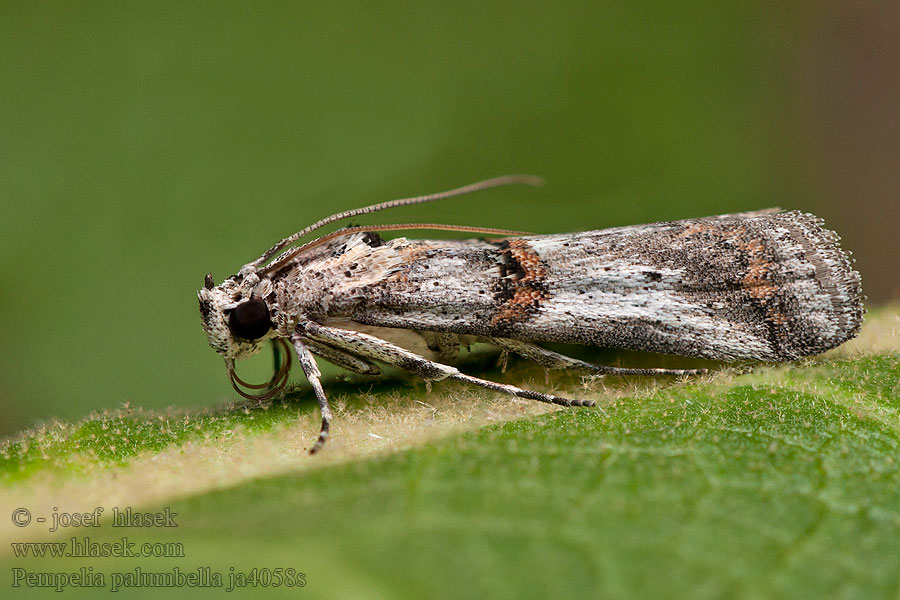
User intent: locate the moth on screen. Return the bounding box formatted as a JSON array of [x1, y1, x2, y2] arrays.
[[198, 176, 864, 453]]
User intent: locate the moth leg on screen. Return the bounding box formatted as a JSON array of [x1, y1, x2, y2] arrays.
[[290, 334, 333, 454], [418, 331, 461, 362], [302, 338, 381, 376], [297, 321, 592, 407], [490, 337, 708, 376], [296, 321, 458, 382], [447, 372, 594, 407]]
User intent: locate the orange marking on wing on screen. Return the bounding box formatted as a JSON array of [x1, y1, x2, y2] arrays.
[[492, 240, 549, 326], [738, 238, 778, 301], [676, 222, 718, 238]]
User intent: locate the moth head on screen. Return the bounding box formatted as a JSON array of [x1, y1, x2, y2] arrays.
[[197, 269, 275, 361]]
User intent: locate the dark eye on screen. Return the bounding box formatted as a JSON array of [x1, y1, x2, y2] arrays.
[[228, 297, 272, 341]]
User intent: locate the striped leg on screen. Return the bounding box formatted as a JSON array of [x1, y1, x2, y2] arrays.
[[303, 338, 381, 375], [296, 321, 592, 407], [490, 337, 707, 376], [291, 335, 333, 454]]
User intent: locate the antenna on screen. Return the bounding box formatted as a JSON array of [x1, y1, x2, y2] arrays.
[[249, 174, 543, 269]]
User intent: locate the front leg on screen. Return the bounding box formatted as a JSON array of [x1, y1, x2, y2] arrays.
[[302, 338, 381, 376], [290, 333, 333, 454], [296, 321, 592, 407], [296, 322, 459, 382]]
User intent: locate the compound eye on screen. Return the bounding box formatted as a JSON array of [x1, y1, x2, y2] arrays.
[[228, 297, 272, 341]]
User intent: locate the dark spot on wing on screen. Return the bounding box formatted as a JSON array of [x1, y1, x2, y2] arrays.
[[361, 232, 383, 247], [198, 298, 212, 321], [490, 239, 549, 330]]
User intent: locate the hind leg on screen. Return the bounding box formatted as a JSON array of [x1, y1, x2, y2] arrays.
[[490, 338, 707, 376]]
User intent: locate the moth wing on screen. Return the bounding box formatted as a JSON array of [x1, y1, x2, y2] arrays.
[[347, 211, 862, 362]]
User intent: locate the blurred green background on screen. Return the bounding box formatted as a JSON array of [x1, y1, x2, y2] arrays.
[[1, 2, 897, 436]]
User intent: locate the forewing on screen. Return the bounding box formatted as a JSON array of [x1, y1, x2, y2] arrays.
[[348, 211, 862, 361]]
